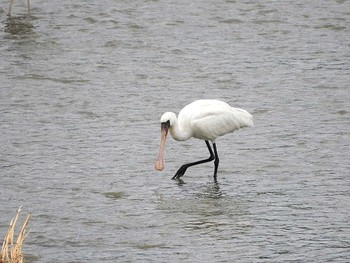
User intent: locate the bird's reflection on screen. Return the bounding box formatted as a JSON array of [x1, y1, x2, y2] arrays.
[[174, 177, 225, 199], [174, 178, 186, 186], [201, 181, 224, 199]]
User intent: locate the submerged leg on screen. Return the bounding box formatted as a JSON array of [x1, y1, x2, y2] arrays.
[[213, 143, 219, 180], [172, 141, 215, 179]]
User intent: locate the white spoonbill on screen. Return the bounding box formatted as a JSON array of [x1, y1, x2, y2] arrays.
[[154, 99, 253, 180]]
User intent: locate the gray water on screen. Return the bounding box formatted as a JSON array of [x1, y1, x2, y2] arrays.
[[1, 0, 349, 262]]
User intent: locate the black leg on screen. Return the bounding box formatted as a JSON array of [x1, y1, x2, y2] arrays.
[[172, 141, 215, 179], [213, 143, 219, 180]]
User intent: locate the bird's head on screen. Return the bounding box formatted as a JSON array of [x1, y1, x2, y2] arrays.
[[160, 112, 176, 127]]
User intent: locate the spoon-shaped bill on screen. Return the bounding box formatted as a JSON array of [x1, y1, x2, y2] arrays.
[[154, 123, 169, 171]]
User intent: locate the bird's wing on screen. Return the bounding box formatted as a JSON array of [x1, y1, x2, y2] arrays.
[[191, 106, 253, 141], [191, 111, 234, 141]]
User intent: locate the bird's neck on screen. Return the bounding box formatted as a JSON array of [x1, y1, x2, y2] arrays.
[[169, 118, 192, 141]]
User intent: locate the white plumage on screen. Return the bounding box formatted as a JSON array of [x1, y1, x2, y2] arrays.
[[155, 99, 253, 180]]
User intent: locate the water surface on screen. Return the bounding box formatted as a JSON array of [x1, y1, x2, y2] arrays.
[[0, 1, 349, 262]]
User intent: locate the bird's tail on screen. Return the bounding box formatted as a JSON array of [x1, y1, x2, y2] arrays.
[[232, 108, 254, 128]]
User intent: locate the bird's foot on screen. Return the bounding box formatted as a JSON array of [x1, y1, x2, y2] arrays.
[[172, 165, 188, 180]]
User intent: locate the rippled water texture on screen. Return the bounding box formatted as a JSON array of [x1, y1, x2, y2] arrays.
[[1, 1, 349, 262]]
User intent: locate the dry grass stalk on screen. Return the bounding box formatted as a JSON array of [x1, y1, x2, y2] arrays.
[[8, 0, 31, 16], [1, 207, 31, 263]]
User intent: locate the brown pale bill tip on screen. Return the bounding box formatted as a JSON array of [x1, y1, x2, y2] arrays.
[[154, 158, 164, 171]]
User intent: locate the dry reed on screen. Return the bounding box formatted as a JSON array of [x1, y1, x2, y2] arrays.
[[0, 207, 31, 263], [8, 0, 31, 16]]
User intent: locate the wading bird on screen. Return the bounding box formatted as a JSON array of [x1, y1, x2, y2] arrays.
[[8, 0, 30, 16], [154, 99, 253, 180]]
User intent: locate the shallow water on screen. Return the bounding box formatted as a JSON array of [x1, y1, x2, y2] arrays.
[[1, 1, 349, 262]]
